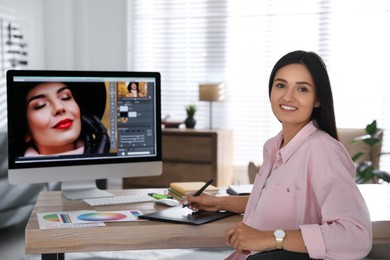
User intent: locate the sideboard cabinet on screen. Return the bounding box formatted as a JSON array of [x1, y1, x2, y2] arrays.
[[123, 128, 233, 188]]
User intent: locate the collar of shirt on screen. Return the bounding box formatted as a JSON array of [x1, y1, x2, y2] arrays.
[[271, 120, 318, 165]]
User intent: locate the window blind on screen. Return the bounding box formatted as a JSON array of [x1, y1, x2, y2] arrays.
[[128, 0, 390, 172], [0, 3, 29, 132]]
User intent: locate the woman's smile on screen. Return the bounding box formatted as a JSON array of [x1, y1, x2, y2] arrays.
[[280, 104, 298, 111]]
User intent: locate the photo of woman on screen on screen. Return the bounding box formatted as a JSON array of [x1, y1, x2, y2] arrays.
[[126, 82, 139, 97], [13, 81, 110, 157]]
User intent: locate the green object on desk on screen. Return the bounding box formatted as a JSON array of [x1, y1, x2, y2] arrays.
[[148, 193, 173, 199]]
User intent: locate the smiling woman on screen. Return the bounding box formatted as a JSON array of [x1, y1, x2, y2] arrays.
[[13, 81, 109, 157], [184, 51, 372, 260], [270, 64, 321, 143]]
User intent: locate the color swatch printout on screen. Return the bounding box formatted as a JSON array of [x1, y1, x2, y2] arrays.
[[37, 210, 143, 229]]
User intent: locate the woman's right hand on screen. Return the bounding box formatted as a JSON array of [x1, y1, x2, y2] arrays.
[[184, 192, 221, 212]]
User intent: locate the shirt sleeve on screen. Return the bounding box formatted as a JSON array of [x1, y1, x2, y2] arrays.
[[300, 143, 372, 259]]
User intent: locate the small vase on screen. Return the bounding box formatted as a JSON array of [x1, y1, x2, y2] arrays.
[[184, 116, 196, 128]]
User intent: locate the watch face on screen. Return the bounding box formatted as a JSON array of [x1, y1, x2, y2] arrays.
[[274, 229, 286, 238]]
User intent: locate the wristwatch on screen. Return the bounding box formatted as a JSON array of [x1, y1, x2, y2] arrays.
[[273, 229, 286, 249]]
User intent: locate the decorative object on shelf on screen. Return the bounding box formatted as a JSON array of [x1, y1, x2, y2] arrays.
[[199, 83, 225, 129], [184, 104, 196, 128], [162, 121, 183, 128], [161, 115, 183, 128], [351, 120, 390, 184]]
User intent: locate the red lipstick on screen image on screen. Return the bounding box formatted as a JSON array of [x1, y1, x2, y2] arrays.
[[53, 118, 73, 129]]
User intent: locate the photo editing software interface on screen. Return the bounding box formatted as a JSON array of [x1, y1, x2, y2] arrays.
[[9, 73, 159, 165]]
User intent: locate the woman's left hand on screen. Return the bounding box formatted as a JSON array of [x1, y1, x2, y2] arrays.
[[225, 222, 274, 254]]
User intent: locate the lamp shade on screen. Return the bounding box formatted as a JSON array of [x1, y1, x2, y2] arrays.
[[198, 83, 225, 101]]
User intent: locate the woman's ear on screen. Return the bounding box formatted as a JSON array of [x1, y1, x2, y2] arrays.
[[314, 99, 321, 108]]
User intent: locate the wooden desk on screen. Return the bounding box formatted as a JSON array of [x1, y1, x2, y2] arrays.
[[25, 185, 390, 259], [25, 189, 241, 259]]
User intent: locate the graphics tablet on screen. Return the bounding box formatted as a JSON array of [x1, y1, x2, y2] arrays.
[[139, 206, 235, 225]]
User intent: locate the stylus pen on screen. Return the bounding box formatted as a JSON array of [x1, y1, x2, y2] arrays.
[[182, 178, 215, 208]]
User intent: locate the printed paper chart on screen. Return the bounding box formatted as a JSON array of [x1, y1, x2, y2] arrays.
[[76, 210, 142, 222], [77, 212, 127, 221], [37, 210, 143, 229], [43, 213, 61, 222]]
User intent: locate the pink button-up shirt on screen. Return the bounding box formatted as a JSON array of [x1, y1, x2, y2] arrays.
[[227, 121, 372, 260]]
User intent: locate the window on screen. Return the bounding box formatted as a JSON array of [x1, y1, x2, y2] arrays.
[[0, 3, 29, 131], [128, 0, 390, 172]]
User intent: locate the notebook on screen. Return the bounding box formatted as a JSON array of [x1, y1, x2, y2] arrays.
[[226, 184, 253, 195], [139, 206, 235, 225], [170, 182, 219, 195]]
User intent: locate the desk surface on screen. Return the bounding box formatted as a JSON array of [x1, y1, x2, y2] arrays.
[[25, 188, 241, 254], [25, 184, 390, 255]]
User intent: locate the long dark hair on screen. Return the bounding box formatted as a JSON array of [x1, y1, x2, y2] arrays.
[[268, 50, 338, 140]]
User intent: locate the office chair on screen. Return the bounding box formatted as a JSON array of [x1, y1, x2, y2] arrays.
[[246, 249, 315, 260]]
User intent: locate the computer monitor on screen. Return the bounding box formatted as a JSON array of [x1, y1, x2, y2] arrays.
[[6, 70, 162, 200]]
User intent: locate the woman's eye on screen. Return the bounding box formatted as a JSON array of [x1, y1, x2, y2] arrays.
[[32, 102, 46, 110], [298, 87, 308, 92], [275, 83, 285, 88], [58, 88, 74, 101], [59, 94, 72, 101]]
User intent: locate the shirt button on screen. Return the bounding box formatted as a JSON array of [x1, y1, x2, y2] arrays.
[[274, 166, 277, 170]]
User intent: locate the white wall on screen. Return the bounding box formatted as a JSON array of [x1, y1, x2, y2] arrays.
[[5, 0, 128, 70], [44, 0, 128, 70]]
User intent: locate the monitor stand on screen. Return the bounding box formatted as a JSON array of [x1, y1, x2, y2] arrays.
[[61, 180, 114, 200]]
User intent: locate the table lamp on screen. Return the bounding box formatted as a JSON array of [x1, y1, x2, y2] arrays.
[[198, 83, 225, 129]]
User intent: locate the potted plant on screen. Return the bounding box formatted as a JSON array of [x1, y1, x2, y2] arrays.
[[352, 120, 390, 184], [184, 104, 196, 128]]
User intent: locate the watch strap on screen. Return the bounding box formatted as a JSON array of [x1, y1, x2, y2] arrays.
[[275, 237, 283, 249]]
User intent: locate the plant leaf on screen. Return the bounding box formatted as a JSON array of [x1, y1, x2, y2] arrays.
[[355, 175, 366, 184], [372, 170, 390, 183], [352, 152, 364, 162], [363, 137, 381, 146], [355, 162, 375, 183], [365, 120, 377, 135]]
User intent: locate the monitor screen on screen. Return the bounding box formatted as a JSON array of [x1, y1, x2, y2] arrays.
[[6, 70, 162, 199]]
